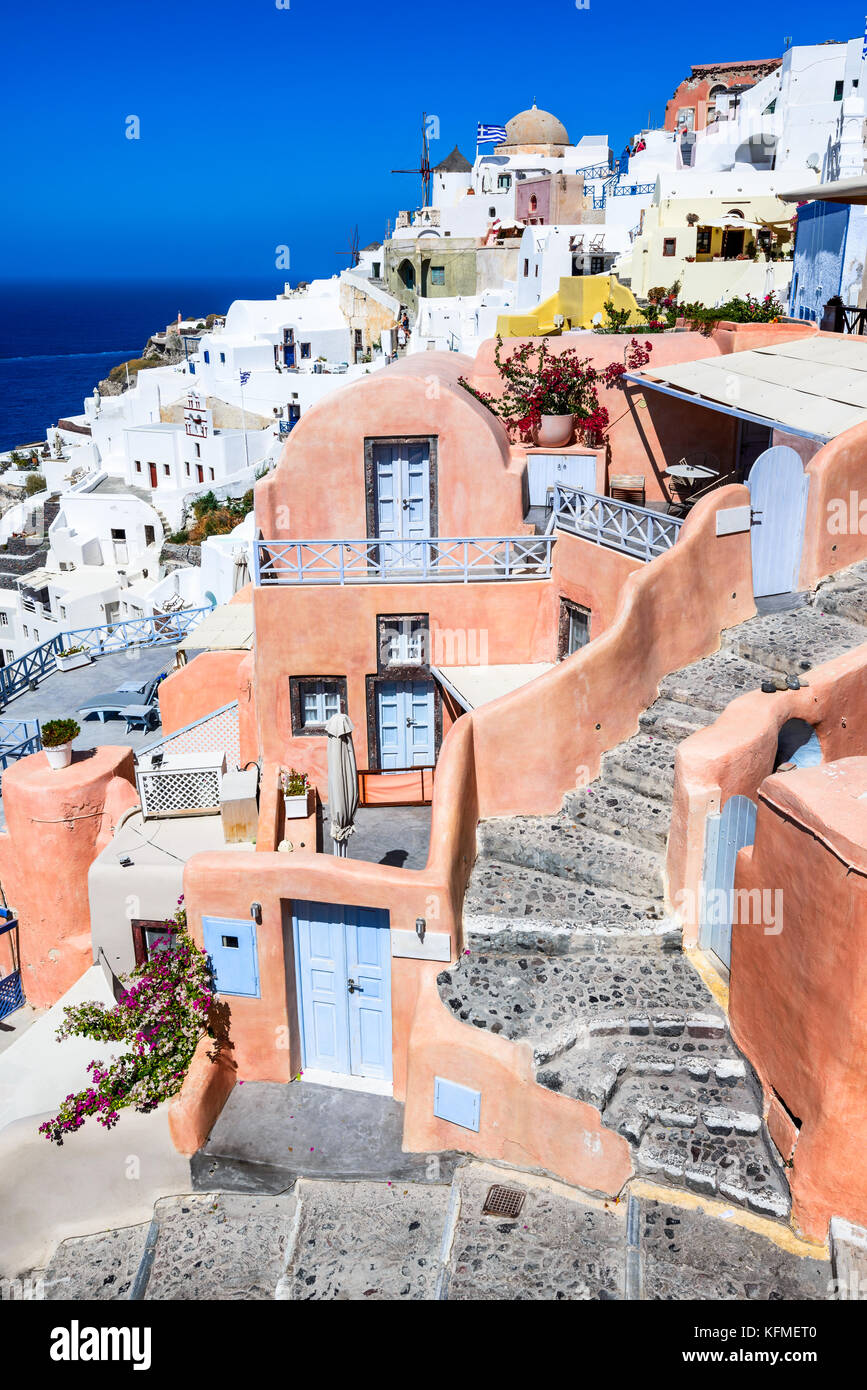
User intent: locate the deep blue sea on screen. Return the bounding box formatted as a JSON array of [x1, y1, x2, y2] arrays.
[[0, 278, 297, 450]]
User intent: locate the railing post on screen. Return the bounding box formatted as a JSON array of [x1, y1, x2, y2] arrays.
[[338, 542, 345, 585]]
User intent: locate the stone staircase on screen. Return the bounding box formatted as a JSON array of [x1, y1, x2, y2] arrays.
[[439, 565, 867, 1220]]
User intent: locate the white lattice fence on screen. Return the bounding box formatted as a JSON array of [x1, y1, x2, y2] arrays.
[[157, 704, 240, 768]]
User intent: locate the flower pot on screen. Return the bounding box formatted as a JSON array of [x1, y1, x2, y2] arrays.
[[44, 741, 73, 771], [536, 414, 574, 448], [57, 651, 92, 672], [284, 791, 310, 820]]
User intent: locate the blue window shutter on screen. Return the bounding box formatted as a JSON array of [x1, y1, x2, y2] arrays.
[[433, 1077, 481, 1132], [202, 917, 260, 998]]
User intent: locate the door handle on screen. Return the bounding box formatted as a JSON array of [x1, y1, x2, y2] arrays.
[[406, 717, 416, 726], [347, 978, 362, 994], [751, 510, 763, 523], [402, 498, 410, 509]]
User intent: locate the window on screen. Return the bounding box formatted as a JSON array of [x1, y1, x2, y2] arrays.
[[378, 614, 429, 669], [163, 464, 170, 476], [111, 528, 126, 541], [134, 460, 142, 473], [144, 525, 156, 546], [529, 195, 537, 212], [0, 613, 7, 627], [523, 258, 529, 277], [33, 630, 39, 642], [430, 266, 445, 286], [209, 469, 215, 481], [535, 264, 539, 277], [194, 442, 201, 458], [696, 225, 712, 255], [372, 261, 381, 277], [6, 651, 13, 663], [662, 237, 676, 257], [219, 352, 226, 363], [488, 206, 496, 217], [203, 350, 210, 364], [558, 599, 591, 659], [590, 255, 604, 275], [22, 626, 28, 638], [300, 342, 311, 359], [185, 462, 190, 476], [497, 174, 511, 190], [834, 80, 844, 101], [131, 919, 180, 967], [290, 677, 348, 735]]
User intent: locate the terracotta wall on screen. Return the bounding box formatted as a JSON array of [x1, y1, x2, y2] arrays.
[[668, 643, 867, 946], [468, 485, 755, 818], [255, 352, 526, 541], [0, 748, 139, 1007], [730, 759, 867, 1240], [158, 650, 250, 738], [800, 419, 867, 588]]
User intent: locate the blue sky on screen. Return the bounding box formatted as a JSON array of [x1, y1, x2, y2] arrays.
[[2, 0, 860, 283]]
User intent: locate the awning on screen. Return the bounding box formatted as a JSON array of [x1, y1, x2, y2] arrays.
[[625, 336, 867, 444], [432, 662, 554, 711], [176, 602, 254, 654], [779, 175, 867, 205]]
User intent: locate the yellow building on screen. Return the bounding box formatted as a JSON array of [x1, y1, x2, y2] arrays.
[[496, 273, 641, 335]]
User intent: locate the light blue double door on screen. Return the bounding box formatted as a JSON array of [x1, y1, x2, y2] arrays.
[[372, 441, 430, 567], [293, 900, 392, 1082], [377, 679, 435, 768]]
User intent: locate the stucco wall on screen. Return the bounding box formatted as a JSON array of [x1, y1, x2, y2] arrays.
[[158, 650, 250, 736], [800, 417, 867, 587]]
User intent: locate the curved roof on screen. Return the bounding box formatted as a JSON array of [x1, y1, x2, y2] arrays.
[[502, 104, 569, 148]]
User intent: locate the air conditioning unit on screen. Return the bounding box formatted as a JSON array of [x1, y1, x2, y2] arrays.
[[136, 751, 227, 819]]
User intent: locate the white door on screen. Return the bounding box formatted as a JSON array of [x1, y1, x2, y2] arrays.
[[747, 446, 809, 598], [527, 453, 597, 507]]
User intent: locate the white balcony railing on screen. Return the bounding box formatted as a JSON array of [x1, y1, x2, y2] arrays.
[[254, 535, 556, 586], [553, 485, 682, 562]]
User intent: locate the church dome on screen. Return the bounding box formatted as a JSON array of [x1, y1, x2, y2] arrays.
[[501, 104, 570, 148]]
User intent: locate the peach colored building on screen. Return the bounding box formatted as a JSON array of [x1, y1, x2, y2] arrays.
[[664, 59, 782, 134]]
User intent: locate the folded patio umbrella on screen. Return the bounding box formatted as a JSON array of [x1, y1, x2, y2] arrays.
[[325, 712, 359, 857], [232, 545, 251, 594]]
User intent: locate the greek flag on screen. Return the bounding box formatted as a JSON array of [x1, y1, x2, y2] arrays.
[[239, 371, 251, 385], [477, 122, 507, 145], [863, 15, 867, 59]]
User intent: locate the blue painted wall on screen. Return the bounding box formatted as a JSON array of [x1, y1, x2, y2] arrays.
[[789, 201, 850, 321]]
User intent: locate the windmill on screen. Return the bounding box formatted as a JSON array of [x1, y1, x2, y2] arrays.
[[335, 225, 361, 268], [391, 112, 433, 208]]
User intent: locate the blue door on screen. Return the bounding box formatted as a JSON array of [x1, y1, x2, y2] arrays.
[[699, 795, 757, 969], [293, 900, 392, 1081], [202, 917, 260, 997], [377, 679, 435, 768], [747, 446, 809, 598], [372, 441, 430, 567]]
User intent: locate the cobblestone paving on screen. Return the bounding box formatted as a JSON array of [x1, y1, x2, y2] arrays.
[[10, 1164, 834, 1302]]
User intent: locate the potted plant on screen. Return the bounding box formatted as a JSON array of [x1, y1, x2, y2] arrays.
[[56, 643, 92, 673], [41, 718, 80, 771], [280, 767, 311, 819]]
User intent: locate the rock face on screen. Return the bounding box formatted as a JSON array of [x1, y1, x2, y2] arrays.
[[441, 578, 867, 1222]]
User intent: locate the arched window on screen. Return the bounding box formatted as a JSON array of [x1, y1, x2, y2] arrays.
[[398, 259, 415, 290], [529, 194, 538, 212]]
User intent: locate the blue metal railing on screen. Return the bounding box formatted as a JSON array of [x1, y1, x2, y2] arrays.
[[0, 719, 42, 788], [0, 606, 212, 707], [0, 914, 23, 1021], [553, 485, 683, 562]]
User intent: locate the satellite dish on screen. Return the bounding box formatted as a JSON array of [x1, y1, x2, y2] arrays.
[[592, 311, 603, 325], [806, 153, 820, 172]]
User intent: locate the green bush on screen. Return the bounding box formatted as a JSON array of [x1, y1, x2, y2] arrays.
[[42, 718, 80, 748], [108, 356, 162, 383], [167, 529, 190, 544], [24, 473, 46, 496]]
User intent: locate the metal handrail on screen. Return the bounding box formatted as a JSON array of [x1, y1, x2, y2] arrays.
[[255, 535, 556, 586], [553, 485, 683, 562]]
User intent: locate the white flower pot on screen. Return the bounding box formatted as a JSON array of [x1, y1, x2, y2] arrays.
[[44, 741, 73, 770], [57, 651, 92, 672], [284, 792, 309, 819]]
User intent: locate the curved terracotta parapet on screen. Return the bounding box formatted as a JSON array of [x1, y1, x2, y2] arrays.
[[667, 641, 867, 946], [0, 746, 139, 1007], [800, 419, 867, 588], [467, 484, 755, 819], [729, 758, 867, 1239], [168, 1033, 237, 1156], [402, 965, 634, 1196]]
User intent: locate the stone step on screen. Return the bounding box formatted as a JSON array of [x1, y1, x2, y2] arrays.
[[534, 1037, 745, 1110], [814, 561, 867, 630], [657, 651, 767, 714], [721, 607, 866, 677], [477, 815, 664, 902], [638, 698, 715, 743], [464, 859, 667, 955], [562, 781, 670, 853], [599, 733, 678, 802], [603, 1073, 763, 1146], [636, 1127, 790, 1220]]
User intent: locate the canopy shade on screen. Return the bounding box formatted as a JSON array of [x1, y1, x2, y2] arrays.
[[778, 175, 867, 205], [176, 603, 254, 653], [626, 335, 867, 444], [432, 662, 554, 712]]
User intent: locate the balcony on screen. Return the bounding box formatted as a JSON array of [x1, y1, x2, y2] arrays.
[[254, 535, 556, 586], [553, 485, 682, 562]]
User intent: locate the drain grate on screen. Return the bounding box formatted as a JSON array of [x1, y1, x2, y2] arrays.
[[482, 1184, 526, 1219]]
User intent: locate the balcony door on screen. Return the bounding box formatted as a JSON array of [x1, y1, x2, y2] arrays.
[[377, 679, 435, 768], [372, 441, 430, 569]]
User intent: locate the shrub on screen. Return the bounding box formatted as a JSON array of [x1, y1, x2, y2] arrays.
[[280, 767, 310, 796], [107, 355, 162, 383], [39, 901, 221, 1144], [42, 718, 80, 748], [24, 473, 46, 496], [167, 529, 189, 544], [188, 508, 238, 543], [58, 644, 88, 658]]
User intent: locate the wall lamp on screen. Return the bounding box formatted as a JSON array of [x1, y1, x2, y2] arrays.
[[415, 917, 426, 943], [250, 902, 262, 924]]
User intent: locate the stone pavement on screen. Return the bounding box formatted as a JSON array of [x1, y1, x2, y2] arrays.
[[11, 1162, 833, 1301]]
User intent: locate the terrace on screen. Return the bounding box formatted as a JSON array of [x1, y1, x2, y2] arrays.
[[254, 533, 556, 585]]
